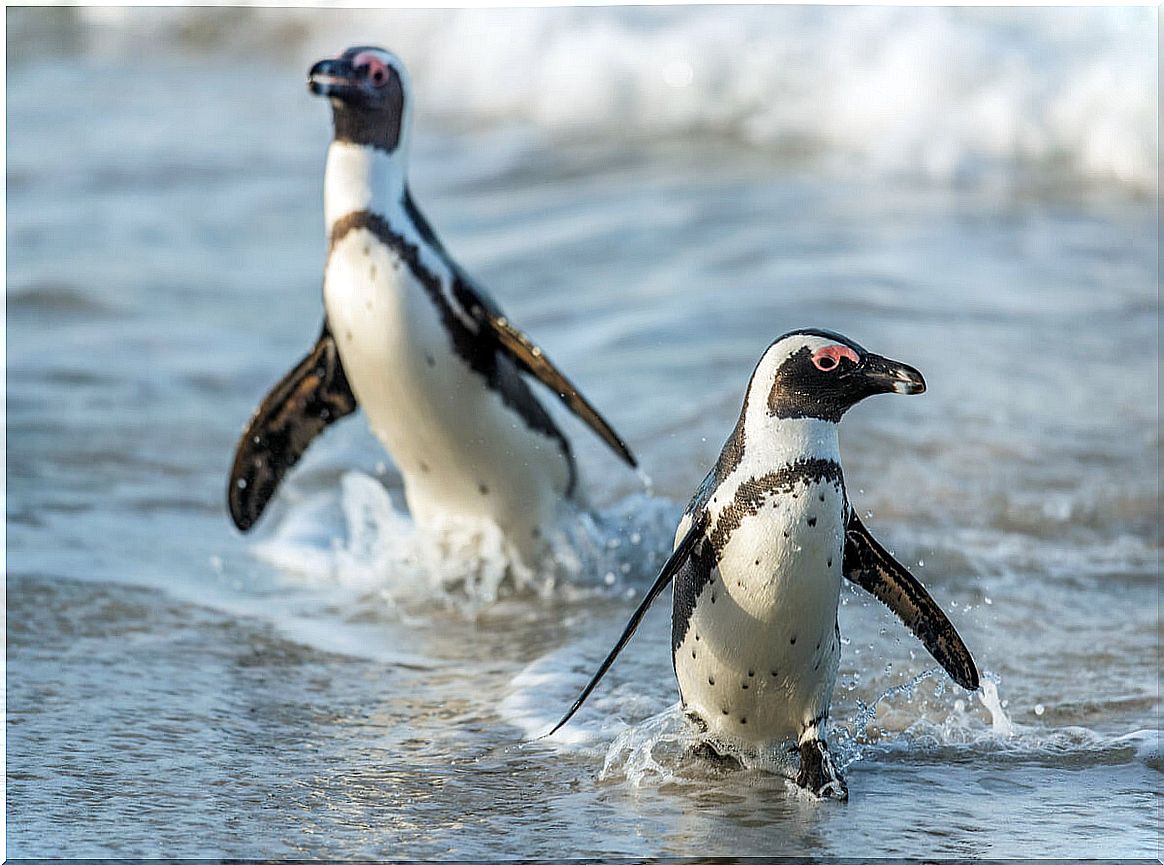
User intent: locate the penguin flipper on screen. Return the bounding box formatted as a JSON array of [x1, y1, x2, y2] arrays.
[[546, 512, 709, 737], [453, 278, 637, 469], [227, 325, 357, 532], [842, 511, 980, 691]]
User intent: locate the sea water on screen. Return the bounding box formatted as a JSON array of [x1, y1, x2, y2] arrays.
[[5, 7, 1159, 859]]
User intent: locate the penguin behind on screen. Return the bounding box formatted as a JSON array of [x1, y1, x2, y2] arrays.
[[227, 46, 636, 566], [550, 329, 979, 800]]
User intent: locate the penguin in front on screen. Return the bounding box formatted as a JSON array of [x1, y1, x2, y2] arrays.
[[549, 329, 979, 800], [227, 46, 636, 563]]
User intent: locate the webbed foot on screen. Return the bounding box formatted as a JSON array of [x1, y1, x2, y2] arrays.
[[796, 738, 848, 801]]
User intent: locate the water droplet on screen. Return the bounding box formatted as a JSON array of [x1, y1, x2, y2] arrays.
[[984, 596, 993, 605], [603, 572, 616, 586], [236, 478, 247, 489], [1034, 704, 1045, 716], [917, 559, 925, 568]]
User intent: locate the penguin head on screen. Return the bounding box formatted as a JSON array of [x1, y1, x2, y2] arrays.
[[754, 328, 926, 423], [308, 46, 412, 154]]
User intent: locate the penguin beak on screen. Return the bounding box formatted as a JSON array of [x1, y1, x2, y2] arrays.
[[308, 57, 359, 98], [858, 353, 926, 396]]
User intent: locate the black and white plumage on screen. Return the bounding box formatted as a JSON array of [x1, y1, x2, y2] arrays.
[[227, 47, 635, 560], [551, 329, 979, 799]]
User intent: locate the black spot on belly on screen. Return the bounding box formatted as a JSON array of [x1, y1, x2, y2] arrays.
[[419, 461, 430, 473], [790, 635, 797, 645], [747, 670, 754, 677], [363, 244, 371, 255], [827, 557, 832, 568], [370, 264, 377, 280], [807, 516, 817, 527], [754, 558, 760, 566], [425, 353, 436, 367], [721, 708, 729, 715], [478, 482, 489, 495], [708, 676, 715, 686], [770, 669, 779, 677], [739, 717, 747, 725], [819, 493, 826, 502], [531, 526, 541, 539], [345, 329, 353, 341], [741, 682, 748, 690]]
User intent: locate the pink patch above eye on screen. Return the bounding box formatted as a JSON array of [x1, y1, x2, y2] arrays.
[[353, 52, 390, 86], [812, 344, 859, 371]]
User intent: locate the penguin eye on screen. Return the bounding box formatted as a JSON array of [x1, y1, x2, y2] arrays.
[[811, 345, 859, 373], [354, 53, 391, 88]]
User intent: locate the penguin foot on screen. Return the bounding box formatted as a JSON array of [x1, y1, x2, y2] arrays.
[[796, 739, 848, 801]]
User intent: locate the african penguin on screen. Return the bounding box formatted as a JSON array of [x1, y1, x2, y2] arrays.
[[227, 46, 636, 563], [550, 329, 979, 800]]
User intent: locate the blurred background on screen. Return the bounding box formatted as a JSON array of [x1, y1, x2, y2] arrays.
[[6, 6, 1159, 859]]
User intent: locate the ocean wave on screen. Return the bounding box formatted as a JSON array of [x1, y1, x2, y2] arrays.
[[23, 6, 1158, 192]]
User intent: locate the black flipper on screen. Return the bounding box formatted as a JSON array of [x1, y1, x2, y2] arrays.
[[453, 277, 637, 469], [843, 510, 980, 691], [547, 512, 709, 736], [227, 325, 357, 532]]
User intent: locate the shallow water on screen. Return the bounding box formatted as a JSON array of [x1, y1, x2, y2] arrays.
[[5, 8, 1160, 859]]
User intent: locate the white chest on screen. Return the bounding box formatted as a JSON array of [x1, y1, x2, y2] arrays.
[[322, 225, 572, 552], [674, 435, 848, 745]]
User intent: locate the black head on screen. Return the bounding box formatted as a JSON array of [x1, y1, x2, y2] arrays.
[[308, 46, 408, 153], [753, 328, 926, 423]]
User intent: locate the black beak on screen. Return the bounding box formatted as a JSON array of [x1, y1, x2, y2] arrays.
[[858, 352, 926, 395], [308, 57, 358, 98]]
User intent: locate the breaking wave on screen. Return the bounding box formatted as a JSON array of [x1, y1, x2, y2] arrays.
[[21, 5, 1158, 192]]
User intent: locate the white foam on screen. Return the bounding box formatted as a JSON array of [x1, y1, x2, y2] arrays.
[[251, 469, 681, 616], [68, 6, 1160, 191]]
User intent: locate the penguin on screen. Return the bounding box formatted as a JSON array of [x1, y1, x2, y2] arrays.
[[227, 46, 636, 562], [549, 329, 979, 800]]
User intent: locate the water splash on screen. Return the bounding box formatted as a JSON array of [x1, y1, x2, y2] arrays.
[[251, 470, 681, 616], [599, 705, 690, 787]]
